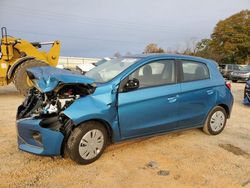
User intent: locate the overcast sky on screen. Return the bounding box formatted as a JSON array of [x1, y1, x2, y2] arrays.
[[0, 0, 249, 57]]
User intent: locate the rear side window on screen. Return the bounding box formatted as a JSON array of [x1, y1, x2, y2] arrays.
[[181, 61, 209, 82]]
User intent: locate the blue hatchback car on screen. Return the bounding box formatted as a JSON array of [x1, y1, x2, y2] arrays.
[[243, 80, 250, 105], [16, 54, 234, 164]]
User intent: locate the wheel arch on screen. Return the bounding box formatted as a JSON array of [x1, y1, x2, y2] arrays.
[[76, 119, 113, 143], [60, 117, 113, 156], [7, 56, 35, 79], [203, 103, 230, 126], [217, 103, 230, 118]]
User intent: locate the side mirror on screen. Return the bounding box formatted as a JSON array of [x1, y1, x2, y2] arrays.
[[124, 78, 139, 92]]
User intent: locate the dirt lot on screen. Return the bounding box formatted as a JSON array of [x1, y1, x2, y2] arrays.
[[0, 83, 249, 188]]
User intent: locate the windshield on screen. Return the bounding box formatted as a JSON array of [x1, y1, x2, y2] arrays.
[[95, 59, 108, 66], [240, 65, 250, 71], [85, 58, 140, 83]]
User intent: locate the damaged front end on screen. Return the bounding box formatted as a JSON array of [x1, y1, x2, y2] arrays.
[[16, 66, 96, 156]]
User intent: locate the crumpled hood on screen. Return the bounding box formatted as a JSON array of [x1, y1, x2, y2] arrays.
[[26, 66, 95, 93]]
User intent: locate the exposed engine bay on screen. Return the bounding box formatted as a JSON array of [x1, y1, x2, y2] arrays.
[[17, 84, 95, 120]]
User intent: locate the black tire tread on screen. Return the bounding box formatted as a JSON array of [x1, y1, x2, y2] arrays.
[[203, 106, 227, 135], [66, 121, 108, 165]]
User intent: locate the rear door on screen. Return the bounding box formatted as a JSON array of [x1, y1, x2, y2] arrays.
[[177, 60, 216, 128]]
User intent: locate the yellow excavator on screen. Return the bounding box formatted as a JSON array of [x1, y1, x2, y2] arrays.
[[0, 27, 60, 95]]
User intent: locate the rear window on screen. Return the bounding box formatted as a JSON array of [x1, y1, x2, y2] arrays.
[[181, 61, 209, 82]]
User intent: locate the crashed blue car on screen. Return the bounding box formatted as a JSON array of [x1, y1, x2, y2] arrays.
[[16, 54, 234, 164], [243, 80, 250, 105]]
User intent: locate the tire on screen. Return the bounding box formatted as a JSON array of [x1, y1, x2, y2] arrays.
[[13, 59, 47, 96], [232, 80, 237, 83], [203, 106, 227, 135], [66, 121, 108, 165]]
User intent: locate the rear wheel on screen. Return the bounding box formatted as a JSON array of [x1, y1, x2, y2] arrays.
[[66, 121, 108, 165], [13, 59, 47, 95], [203, 106, 227, 135]]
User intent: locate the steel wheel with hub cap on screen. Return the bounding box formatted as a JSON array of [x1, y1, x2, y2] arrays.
[[203, 106, 227, 135], [66, 121, 108, 165]]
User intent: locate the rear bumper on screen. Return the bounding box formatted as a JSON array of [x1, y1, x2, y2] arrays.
[[16, 118, 64, 156]]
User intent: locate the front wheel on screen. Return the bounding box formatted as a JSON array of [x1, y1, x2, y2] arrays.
[[203, 106, 227, 135], [66, 121, 108, 165]]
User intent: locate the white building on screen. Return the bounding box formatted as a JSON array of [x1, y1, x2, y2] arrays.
[[58, 56, 101, 69]]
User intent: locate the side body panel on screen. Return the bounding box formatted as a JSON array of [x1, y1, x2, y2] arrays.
[[177, 58, 233, 128], [118, 84, 181, 139], [178, 79, 217, 128]]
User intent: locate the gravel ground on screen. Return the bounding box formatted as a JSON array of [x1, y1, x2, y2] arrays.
[[0, 83, 249, 188]]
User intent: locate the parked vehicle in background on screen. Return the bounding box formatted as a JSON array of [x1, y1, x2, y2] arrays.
[[76, 57, 111, 74], [76, 63, 95, 74], [56, 64, 64, 69], [95, 57, 111, 66], [16, 54, 234, 164], [219, 64, 241, 79], [243, 80, 250, 105], [230, 65, 250, 82]]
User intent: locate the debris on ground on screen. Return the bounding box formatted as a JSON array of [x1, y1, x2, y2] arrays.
[[145, 161, 158, 169], [242, 179, 250, 187], [157, 170, 170, 176]]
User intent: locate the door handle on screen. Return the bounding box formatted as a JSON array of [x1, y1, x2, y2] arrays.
[[167, 95, 179, 103], [206, 90, 214, 95]]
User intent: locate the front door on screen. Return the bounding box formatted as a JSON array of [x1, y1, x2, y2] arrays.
[[118, 59, 181, 139]]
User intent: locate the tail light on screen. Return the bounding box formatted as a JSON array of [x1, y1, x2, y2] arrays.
[[225, 81, 231, 90]]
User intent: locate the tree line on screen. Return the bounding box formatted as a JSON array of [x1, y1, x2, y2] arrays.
[[143, 10, 250, 65]]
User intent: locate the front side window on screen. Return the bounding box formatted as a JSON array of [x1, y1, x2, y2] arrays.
[[181, 61, 209, 82], [128, 60, 176, 89]]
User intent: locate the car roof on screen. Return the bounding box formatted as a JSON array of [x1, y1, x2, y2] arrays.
[[123, 53, 193, 58], [122, 53, 213, 64]]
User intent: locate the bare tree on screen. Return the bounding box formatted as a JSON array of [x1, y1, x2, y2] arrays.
[[113, 52, 121, 58], [144, 43, 165, 54]]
